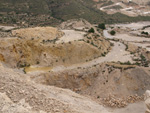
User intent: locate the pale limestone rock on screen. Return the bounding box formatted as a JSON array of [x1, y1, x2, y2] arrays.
[[145, 90, 150, 113]]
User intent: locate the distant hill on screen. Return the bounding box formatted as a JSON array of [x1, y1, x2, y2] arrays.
[[0, 0, 150, 26]]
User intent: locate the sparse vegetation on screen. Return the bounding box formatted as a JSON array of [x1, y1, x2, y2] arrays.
[[104, 5, 122, 10], [120, 61, 131, 65], [102, 53, 106, 57], [125, 44, 128, 51], [140, 54, 146, 62], [139, 54, 149, 67], [17, 62, 30, 68], [87, 40, 90, 43], [37, 61, 40, 64]]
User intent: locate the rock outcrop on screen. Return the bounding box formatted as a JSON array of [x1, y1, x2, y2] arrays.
[[145, 90, 150, 113]]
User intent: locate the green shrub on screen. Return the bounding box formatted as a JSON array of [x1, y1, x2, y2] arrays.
[[87, 40, 90, 43], [110, 30, 116, 35], [88, 28, 95, 33], [36, 61, 40, 64], [141, 31, 149, 35], [102, 53, 106, 57], [120, 61, 131, 65], [125, 44, 128, 51], [98, 23, 106, 30], [140, 54, 146, 61]]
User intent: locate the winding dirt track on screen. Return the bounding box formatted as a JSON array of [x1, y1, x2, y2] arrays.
[[26, 30, 133, 73], [52, 30, 133, 72], [100, 2, 121, 11]]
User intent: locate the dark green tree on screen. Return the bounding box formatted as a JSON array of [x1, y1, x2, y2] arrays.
[[141, 31, 149, 35], [110, 30, 116, 35], [88, 28, 95, 33], [98, 23, 106, 30]]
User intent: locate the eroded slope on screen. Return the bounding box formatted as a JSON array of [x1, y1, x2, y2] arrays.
[[0, 63, 111, 113]]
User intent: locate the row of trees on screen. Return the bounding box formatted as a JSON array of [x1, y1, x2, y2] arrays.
[[88, 23, 116, 35], [88, 23, 106, 33], [141, 31, 149, 35]]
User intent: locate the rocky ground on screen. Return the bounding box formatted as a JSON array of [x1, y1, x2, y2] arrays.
[[0, 63, 111, 113]]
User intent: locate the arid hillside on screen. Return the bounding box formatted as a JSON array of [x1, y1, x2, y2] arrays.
[[0, 21, 111, 70], [0, 63, 111, 113], [30, 63, 150, 107]]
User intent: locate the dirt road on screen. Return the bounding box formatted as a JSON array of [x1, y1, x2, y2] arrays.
[[52, 30, 133, 72]]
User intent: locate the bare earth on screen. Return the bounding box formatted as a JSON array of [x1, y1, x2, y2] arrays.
[[111, 102, 146, 113], [56, 30, 86, 44]]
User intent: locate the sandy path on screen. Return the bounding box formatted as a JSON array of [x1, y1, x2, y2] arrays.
[[100, 2, 121, 11], [109, 22, 150, 51], [132, 42, 150, 51], [99, 2, 137, 17], [52, 41, 133, 72], [26, 30, 133, 73], [0, 25, 15, 31], [113, 22, 150, 30], [56, 30, 85, 44], [52, 31, 133, 72], [103, 29, 115, 39], [104, 29, 146, 43], [115, 34, 150, 42]]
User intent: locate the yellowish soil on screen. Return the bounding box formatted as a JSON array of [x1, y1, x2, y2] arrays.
[[12, 27, 64, 40], [25, 66, 52, 73], [0, 54, 5, 62]]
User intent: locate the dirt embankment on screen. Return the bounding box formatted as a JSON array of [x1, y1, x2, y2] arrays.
[[0, 63, 111, 113]]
